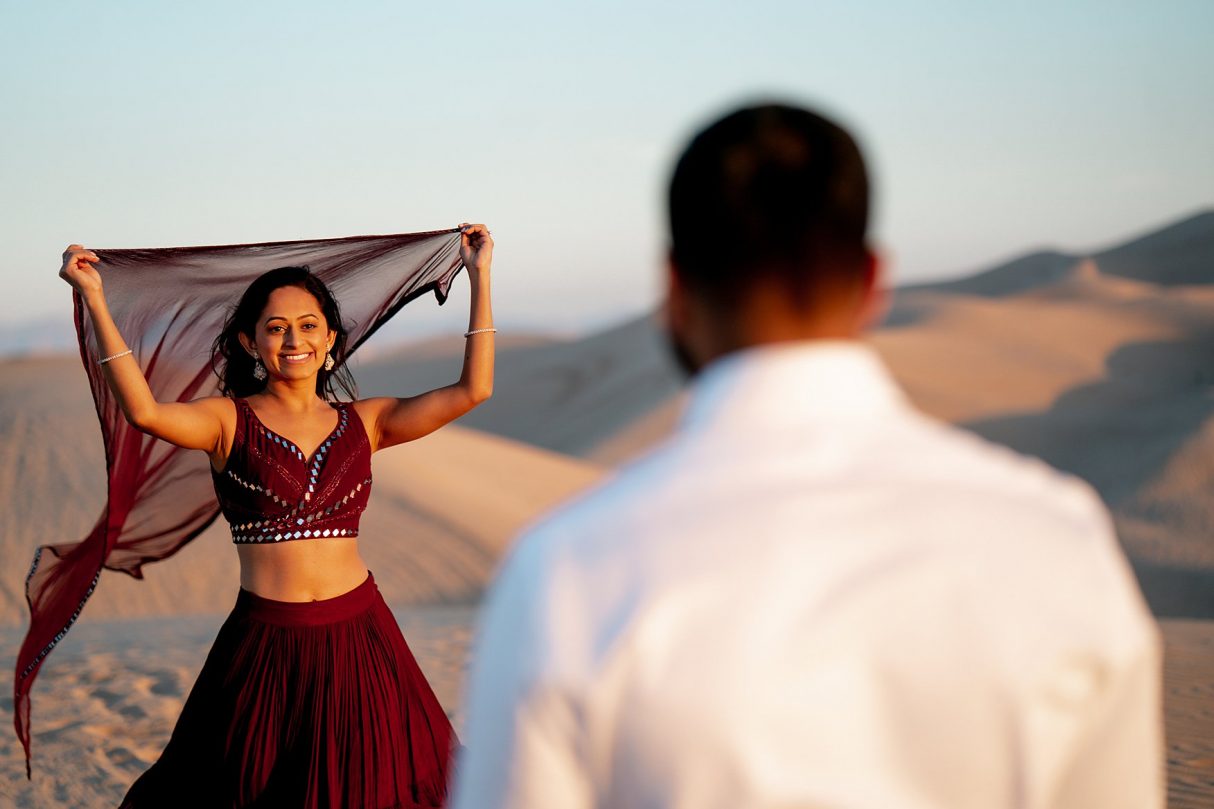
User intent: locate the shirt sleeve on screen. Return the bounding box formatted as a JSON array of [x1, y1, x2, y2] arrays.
[[1049, 498, 1165, 809], [1043, 619, 1163, 808], [451, 529, 595, 809]]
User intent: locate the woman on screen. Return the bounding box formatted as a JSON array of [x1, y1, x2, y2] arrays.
[[57, 224, 494, 808]]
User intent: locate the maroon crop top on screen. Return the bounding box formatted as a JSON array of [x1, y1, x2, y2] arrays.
[[213, 398, 372, 544]]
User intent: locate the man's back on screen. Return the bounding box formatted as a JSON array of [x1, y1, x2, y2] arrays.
[[454, 103, 1162, 808], [454, 343, 1161, 808]]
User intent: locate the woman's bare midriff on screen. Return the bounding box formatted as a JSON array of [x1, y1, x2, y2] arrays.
[[237, 538, 370, 602]]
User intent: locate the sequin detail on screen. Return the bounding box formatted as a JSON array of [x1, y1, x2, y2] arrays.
[[248, 403, 349, 467], [232, 528, 358, 543], [215, 400, 370, 546], [19, 549, 101, 680], [299, 407, 349, 504], [226, 469, 276, 498], [230, 475, 371, 544]]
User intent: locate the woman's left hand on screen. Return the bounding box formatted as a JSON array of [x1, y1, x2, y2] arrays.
[[459, 223, 493, 278]]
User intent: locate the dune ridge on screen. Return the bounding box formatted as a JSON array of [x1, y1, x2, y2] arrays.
[[2, 209, 1211, 805], [0, 357, 601, 625]]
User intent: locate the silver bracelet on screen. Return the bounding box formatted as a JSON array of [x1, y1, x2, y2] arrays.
[[464, 328, 498, 337], [99, 349, 133, 365]]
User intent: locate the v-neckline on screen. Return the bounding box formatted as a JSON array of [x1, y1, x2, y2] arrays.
[[243, 399, 343, 466]]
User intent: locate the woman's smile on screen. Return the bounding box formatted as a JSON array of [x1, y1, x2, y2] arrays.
[[279, 351, 314, 365]]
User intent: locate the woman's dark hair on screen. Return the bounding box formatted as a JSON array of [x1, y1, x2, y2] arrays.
[[211, 266, 357, 400]]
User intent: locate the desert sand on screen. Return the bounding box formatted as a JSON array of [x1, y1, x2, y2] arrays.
[[358, 212, 1214, 616], [1, 615, 1209, 808], [2, 210, 1211, 805], [0, 356, 603, 622]]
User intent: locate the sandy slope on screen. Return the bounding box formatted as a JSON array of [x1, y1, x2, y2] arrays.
[[879, 274, 1214, 616], [360, 262, 1214, 616], [1, 210, 1211, 805], [0, 356, 602, 625], [355, 312, 684, 457], [352, 220, 1214, 616], [4, 217, 1207, 621], [0, 605, 477, 807], [2, 615, 1209, 807]]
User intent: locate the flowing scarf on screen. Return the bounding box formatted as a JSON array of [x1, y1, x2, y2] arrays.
[[14, 229, 466, 776]]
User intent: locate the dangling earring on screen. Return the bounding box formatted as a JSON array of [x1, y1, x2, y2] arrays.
[[324, 352, 335, 371], [252, 356, 267, 381]]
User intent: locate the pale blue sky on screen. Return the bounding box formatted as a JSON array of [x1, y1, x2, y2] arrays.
[[2, 0, 1211, 341]]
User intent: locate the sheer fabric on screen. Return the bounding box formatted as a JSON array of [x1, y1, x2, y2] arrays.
[[14, 229, 465, 775]]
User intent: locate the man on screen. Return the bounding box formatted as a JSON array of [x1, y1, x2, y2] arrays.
[[452, 103, 1162, 808]]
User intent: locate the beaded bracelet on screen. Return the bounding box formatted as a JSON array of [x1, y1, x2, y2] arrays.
[[464, 328, 498, 337], [99, 349, 133, 365]]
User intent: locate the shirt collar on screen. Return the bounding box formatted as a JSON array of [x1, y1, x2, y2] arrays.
[[680, 340, 908, 434]]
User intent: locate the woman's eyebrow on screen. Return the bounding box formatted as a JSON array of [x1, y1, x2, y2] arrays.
[[262, 313, 320, 324]]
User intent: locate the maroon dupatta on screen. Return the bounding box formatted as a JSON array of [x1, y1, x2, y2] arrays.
[[14, 229, 466, 776]]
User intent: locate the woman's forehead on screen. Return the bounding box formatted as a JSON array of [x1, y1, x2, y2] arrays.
[[262, 285, 323, 318]]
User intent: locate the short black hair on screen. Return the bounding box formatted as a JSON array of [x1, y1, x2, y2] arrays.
[[668, 103, 870, 301]]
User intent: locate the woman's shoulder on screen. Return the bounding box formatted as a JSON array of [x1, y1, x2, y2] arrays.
[[190, 394, 240, 414], [185, 395, 241, 436], [182, 396, 240, 471], [347, 396, 390, 422]]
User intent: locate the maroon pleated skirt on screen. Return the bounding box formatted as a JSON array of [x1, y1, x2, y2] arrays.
[[120, 571, 455, 809]]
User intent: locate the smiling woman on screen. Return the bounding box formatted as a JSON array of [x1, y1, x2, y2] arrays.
[[248, 292, 334, 372], [213, 267, 355, 401], [40, 225, 496, 808]]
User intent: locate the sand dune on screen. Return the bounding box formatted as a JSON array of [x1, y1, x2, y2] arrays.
[[357, 279, 1214, 617], [6, 213, 1206, 619], [880, 278, 1214, 616], [0, 605, 478, 807], [1094, 209, 1214, 287], [900, 209, 1214, 296], [0, 356, 602, 625], [348, 211, 1214, 618], [355, 312, 684, 457], [2, 209, 1211, 805], [2, 616, 1208, 807]]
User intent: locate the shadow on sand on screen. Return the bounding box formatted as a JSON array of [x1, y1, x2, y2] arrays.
[[964, 335, 1214, 619]]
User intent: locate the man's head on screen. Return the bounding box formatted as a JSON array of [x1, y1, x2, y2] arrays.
[[664, 102, 882, 375]]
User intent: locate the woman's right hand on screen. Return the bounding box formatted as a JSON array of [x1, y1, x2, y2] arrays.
[[59, 244, 102, 297]]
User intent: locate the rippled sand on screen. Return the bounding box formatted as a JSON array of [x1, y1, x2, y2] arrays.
[[1, 611, 1209, 807], [0, 605, 476, 808], [1162, 621, 1214, 808]]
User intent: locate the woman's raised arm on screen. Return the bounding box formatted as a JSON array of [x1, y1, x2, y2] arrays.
[[358, 223, 496, 452], [59, 244, 227, 454]]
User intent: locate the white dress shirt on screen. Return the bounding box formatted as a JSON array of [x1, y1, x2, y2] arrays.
[[453, 341, 1163, 809]]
